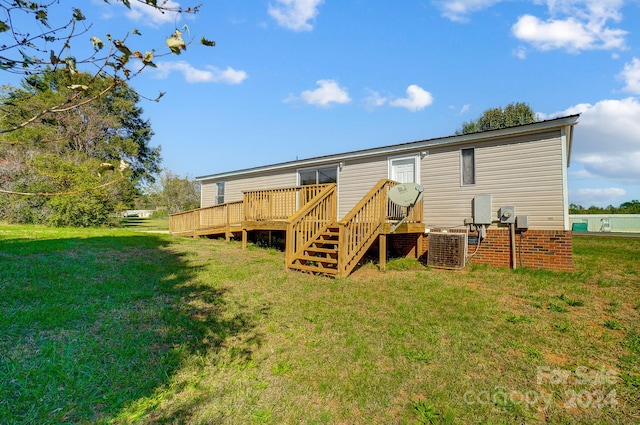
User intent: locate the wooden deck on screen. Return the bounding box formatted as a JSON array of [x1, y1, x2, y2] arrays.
[[169, 180, 424, 277]]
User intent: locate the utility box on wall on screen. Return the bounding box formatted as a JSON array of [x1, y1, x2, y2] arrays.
[[516, 215, 529, 229], [473, 195, 492, 225], [499, 206, 516, 224]]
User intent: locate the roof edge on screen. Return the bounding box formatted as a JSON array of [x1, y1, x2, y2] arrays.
[[196, 114, 580, 181]]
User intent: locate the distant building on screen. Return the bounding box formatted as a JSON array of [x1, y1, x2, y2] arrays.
[[570, 215, 640, 233], [122, 210, 155, 218]]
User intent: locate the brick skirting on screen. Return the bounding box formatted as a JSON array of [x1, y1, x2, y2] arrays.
[[389, 229, 574, 272]]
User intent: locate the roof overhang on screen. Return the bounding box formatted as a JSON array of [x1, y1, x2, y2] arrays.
[[196, 114, 580, 181]]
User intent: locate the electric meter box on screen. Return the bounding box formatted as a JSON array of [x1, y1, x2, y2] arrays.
[[473, 195, 492, 225], [499, 206, 516, 224]]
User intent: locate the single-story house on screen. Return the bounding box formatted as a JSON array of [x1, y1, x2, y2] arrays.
[[171, 114, 579, 275]]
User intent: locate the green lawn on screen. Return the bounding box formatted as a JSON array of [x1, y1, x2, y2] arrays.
[[119, 216, 169, 232], [0, 225, 638, 424]]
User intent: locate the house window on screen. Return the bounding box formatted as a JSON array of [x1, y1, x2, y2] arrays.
[[215, 181, 225, 205], [298, 166, 337, 185], [461, 148, 475, 185]]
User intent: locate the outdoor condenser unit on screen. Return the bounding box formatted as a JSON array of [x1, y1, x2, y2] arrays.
[[427, 232, 468, 269]]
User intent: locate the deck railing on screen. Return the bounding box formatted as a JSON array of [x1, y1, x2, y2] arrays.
[[243, 184, 331, 221], [170, 184, 333, 235], [387, 197, 423, 223], [169, 201, 243, 236], [169, 208, 199, 235], [335, 179, 423, 276], [337, 179, 396, 276], [285, 184, 337, 268]]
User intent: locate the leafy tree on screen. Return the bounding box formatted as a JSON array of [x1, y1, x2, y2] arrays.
[[148, 171, 200, 214], [1, 1, 213, 140], [456, 102, 537, 135], [0, 1, 213, 219], [0, 69, 159, 225], [2, 69, 160, 181], [569, 200, 640, 215], [619, 200, 640, 214], [569, 203, 586, 214], [0, 1, 213, 82]]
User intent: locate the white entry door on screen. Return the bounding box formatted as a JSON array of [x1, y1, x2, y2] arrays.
[[390, 157, 417, 183]]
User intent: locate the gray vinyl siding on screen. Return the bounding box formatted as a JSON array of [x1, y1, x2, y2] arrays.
[[200, 171, 297, 207], [337, 156, 388, 219], [201, 182, 216, 207], [422, 131, 566, 230]]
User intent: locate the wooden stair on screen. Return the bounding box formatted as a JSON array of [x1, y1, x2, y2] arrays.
[[286, 179, 417, 278], [288, 225, 340, 276]]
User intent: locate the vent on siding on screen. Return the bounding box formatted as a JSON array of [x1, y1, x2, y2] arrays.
[[427, 232, 467, 269]]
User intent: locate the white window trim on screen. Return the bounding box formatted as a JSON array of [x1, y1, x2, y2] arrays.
[[215, 181, 225, 205], [460, 147, 476, 186], [296, 164, 341, 186], [387, 154, 420, 184], [296, 164, 341, 215]]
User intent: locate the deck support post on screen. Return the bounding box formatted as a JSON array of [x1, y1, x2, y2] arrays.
[[379, 234, 387, 271], [242, 229, 248, 250], [416, 234, 424, 259]]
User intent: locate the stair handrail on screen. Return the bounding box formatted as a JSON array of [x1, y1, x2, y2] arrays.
[[285, 183, 337, 268], [337, 179, 396, 276]]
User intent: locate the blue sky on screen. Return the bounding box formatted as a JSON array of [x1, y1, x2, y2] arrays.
[[5, 1, 640, 207]]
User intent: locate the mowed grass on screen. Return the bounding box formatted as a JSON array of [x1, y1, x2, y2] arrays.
[[119, 216, 169, 232], [1, 226, 639, 424]]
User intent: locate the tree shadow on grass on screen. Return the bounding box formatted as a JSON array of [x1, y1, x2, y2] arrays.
[[0, 232, 262, 424]]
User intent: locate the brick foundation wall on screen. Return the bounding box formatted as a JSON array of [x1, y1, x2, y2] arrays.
[[389, 229, 574, 272]]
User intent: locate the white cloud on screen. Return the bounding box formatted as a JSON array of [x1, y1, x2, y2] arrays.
[[288, 79, 351, 106], [512, 15, 593, 51], [512, 0, 627, 52], [269, 0, 324, 31], [549, 98, 640, 183], [512, 14, 626, 52], [543, 0, 624, 23], [513, 46, 528, 59], [389, 85, 434, 112], [571, 187, 626, 204], [579, 152, 640, 182], [569, 169, 594, 178], [619, 57, 640, 94], [459, 104, 471, 114], [125, 0, 182, 26], [438, 1, 629, 52], [363, 90, 388, 109], [437, 0, 504, 22], [154, 61, 248, 84]]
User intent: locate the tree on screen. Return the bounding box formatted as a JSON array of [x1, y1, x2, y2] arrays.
[[0, 69, 159, 225], [0, 1, 214, 214], [2, 69, 160, 181], [456, 102, 537, 135], [0, 1, 213, 82], [568, 200, 640, 215], [619, 200, 640, 214], [569, 203, 586, 214], [148, 171, 200, 214]]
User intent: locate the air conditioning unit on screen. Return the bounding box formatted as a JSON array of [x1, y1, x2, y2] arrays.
[[427, 232, 467, 269]]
